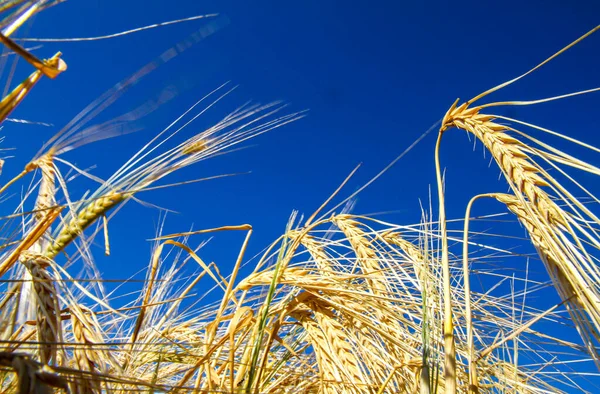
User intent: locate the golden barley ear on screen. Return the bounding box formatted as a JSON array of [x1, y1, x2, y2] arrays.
[[69, 304, 115, 392], [436, 23, 600, 383], [18, 252, 62, 365], [440, 92, 600, 367]]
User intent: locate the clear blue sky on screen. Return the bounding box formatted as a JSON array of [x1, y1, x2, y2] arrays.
[[3, 1, 600, 385]]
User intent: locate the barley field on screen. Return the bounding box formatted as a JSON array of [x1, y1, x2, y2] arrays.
[[0, 1, 599, 393]]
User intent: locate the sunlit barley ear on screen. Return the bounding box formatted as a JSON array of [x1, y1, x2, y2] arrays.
[[285, 294, 344, 392], [18, 252, 61, 366], [440, 87, 600, 367], [289, 230, 333, 273], [436, 24, 600, 376], [17, 154, 58, 326], [69, 304, 114, 393], [181, 138, 209, 155], [331, 215, 384, 294], [30, 156, 57, 226], [44, 100, 301, 259], [310, 296, 364, 386]]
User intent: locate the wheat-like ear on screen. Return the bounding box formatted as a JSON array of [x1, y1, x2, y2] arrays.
[[434, 25, 600, 391], [440, 97, 600, 365], [307, 298, 365, 387], [45, 191, 127, 259], [494, 194, 600, 359], [44, 101, 300, 259], [286, 293, 364, 393], [332, 215, 386, 295], [18, 252, 62, 365], [289, 230, 333, 274], [440, 108, 567, 227], [10, 155, 59, 333], [31, 156, 57, 226], [69, 304, 113, 392]]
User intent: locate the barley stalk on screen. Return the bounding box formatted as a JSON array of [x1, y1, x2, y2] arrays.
[[434, 130, 457, 394], [0, 25, 67, 122], [461, 194, 496, 394]]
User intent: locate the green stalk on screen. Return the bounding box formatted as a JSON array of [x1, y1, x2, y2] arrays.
[[245, 218, 293, 393]]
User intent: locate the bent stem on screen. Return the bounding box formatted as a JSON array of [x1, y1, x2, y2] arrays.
[[434, 131, 456, 393], [462, 193, 497, 394]]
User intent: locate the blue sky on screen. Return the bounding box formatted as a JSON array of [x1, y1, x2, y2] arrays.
[[2, 1, 600, 384], [3, 0, 598, 283]]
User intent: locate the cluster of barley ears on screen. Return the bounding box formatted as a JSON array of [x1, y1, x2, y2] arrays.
[[0, 2, 599, 393]]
